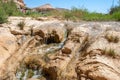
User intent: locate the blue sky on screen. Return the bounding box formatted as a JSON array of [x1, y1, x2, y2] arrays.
[[24, 0, 119, 13]]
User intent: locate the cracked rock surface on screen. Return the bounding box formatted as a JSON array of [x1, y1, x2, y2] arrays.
[[0, 17, 120, 80]]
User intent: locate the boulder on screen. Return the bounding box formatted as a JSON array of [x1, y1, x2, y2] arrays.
[[61, 47, 71, 54], [33, 23, 66, 44]]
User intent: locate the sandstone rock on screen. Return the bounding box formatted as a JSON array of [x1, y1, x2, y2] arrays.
[[33, 23, 66, 44], [36, 17, 49, 21], [39, 76, 47, 80], [76, 51, 120, 80], [14, 0, 26, 8], [24, 55, 46, 69], [0, 17, 120, 80], [0, 28, 18, 66], [87, 31, 120, 56], [76, 31, 120, 80], [42, 27, 89, 80], [3, 0, 25, 9], [11, 29, 30, 35], [27, 79, 40, 80], [0, 37, 35, 79], [33, 29, 45, 38], [61, 47, 71, 54]]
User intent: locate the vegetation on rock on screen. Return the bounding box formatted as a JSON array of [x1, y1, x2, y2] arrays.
[[17, 21, 25, 30], [0, 0, 23, 24], [105, 34, 119, 43], [103, 48, 116, 57]]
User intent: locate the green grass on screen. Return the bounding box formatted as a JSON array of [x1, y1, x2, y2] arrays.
[[43, 7, 118, 21], [25, 11, 45, 18], [0, 0, 120, 23], [0, 0, 23, 24], [111, 11, 120, 21], [62, 8, 120, 21], [83, 12, 111, 21], [0, 6, 8, 24], [24, 4, 120, 21]]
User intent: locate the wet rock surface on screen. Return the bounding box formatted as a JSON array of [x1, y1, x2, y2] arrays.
[[0, 17, 120, 80]]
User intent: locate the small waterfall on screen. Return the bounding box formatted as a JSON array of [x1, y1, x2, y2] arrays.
[[16, 67, 42, 80]]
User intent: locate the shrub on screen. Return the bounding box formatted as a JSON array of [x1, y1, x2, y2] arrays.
[[0, 1, 8, 24], [108, 49, 116, 57], [71, 7, 85, 18], [17, 21, 25, 30], [63, 11, 73, 21], [0, 8, 8, 24], [111, 12, 120, 21], [47, 10, 64, 19], [63, 8, 89, 21], [0, 0, 24, 24], [109, 6, 120, 14], [2, 0, 23, 16], [25, 11, 42, 18]]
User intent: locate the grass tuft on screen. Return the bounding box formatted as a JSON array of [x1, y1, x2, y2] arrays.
[[17, 21, 25, 30], [105, 34, 119, 43], [103, 48, 116, 57]]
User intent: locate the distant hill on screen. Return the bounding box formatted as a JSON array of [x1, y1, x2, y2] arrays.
[[33, 4, 55, 12], [32, 4, 69, 12], [56, 8, 69, 11]]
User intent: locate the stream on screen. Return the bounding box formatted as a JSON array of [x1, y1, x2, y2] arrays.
[[16, 29, 68, 80], [16, 68, 42, 80]]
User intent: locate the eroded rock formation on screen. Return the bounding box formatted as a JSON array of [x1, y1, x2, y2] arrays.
[[0, 17, 120, 80], [3, 0, 25, 9], [34, 4, 55, 12]]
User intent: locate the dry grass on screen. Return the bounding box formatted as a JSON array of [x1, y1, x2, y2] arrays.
[[17, 21, 25, 30], [102, 48, 116, 57], [105, 34, 119, 43]]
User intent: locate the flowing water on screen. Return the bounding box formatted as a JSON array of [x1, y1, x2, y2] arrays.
[[16, 29, 68, 80], [16, 67, 42, 80]]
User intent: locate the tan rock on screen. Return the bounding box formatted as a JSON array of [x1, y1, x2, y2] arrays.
[[87, 31, 120, 56], [27, 79, 40, 80], [33, 23, 66, 43], [0, 28, 18, 66], [0, 17, 120, 80], [11, 29, 30, 35], [61, 47, 71, 54], [76, 31, 120, 80], [42, 27, 89, 80]]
